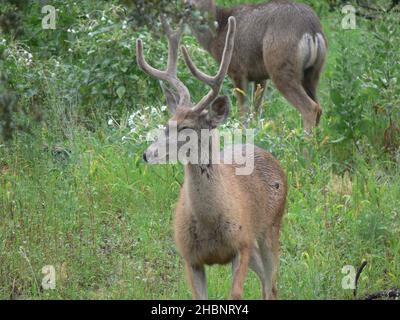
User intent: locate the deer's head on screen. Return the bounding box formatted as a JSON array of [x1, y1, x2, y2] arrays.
[[136, 16, 236, 164]]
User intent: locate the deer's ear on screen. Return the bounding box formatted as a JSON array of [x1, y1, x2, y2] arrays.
[[160, 81, 178, 113], [207, 96, 230, 127]]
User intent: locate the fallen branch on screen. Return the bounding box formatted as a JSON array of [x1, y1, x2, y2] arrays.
[[354, 260, 368, 297]]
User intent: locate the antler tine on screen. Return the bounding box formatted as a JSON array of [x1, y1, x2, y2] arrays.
[[135, 17, 191, 111], [181, 16, 236, 113], [160, 15, 184, 76]]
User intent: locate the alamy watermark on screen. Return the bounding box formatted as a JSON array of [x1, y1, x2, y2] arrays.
[[341, 265, 356, 290], [342, 5, 357, 30], [42, 5, 56, 30], [144, 122, 255, 176], [41, 265, 56, 290]]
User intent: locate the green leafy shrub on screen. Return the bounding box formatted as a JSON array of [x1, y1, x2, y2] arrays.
[[328, 33, 372, 143]]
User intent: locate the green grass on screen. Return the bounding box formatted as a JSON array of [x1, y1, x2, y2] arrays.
[[0, 0, 399, 299], [1, 115, 399, 300]]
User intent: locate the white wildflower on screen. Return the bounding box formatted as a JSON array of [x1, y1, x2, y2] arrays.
[[161, 105, 167, 112], [128, 113, 136, 127]]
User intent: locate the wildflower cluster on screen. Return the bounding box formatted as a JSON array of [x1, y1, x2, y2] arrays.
[[4, 45, 33, 67], [108, 105, 169, 144]]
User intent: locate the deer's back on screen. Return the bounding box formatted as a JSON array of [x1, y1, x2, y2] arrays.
[[214, 0, 325, 81]]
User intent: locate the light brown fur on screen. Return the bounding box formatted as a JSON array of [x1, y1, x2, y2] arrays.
[[174, 144, 287, 299], [137, 16, 288, 300]]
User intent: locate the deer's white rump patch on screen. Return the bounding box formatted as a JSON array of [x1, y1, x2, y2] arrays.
[[298, 33, 326, 70]]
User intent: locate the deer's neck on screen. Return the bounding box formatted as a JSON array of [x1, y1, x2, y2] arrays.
[[183, 131, 224, 225], [190, 24, 216, 53], [184, 163, 222, 225]]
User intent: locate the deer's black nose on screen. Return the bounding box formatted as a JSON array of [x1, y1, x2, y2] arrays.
[[142, 152, 148, 163]]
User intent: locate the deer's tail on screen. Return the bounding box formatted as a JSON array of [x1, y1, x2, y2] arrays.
[[298, 32, 327, 71]]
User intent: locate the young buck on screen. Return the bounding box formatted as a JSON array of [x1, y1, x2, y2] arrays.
[[184, 0, 327, 132], [136, 16, 287, 299]]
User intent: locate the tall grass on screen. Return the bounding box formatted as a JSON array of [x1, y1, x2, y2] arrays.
[[0, 0, 399, 299]]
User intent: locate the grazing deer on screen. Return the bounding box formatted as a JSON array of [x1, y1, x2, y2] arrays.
[[184, 0, 327, 132], [136, 16, 287, 299]]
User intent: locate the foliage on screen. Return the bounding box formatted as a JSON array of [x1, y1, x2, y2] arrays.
[[327, 11, 400, 150], [0, 76, 18, 140], [366, 14, 400, 121], [122, 0, 186, 31], [0, 0, 399, 300], [0, 0, 24, 141]]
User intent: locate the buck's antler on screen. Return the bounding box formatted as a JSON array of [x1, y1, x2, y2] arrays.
[[136, 16, 191, 112], [181, 16, 236, 113]]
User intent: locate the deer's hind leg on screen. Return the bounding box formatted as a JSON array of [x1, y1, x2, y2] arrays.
[[257, 232, 280, 300], [302, 65, 323, 125], [270, 66, 321, 133], [248, 245, 270, 299], [233, 245, 267, 299], [185, 262, 208, 300], [264, 43, 321, 133]]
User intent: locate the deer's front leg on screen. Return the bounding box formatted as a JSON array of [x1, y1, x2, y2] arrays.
[[185, 262, 208, 300], [231, 246, 251, 300]]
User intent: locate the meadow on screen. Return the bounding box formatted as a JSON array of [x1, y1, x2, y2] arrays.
[[0, 0, 399, 299]]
